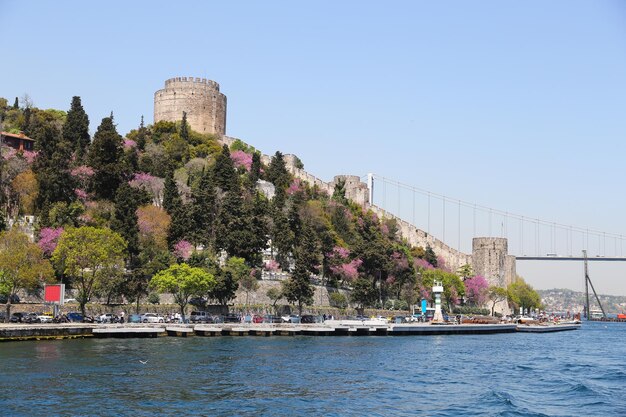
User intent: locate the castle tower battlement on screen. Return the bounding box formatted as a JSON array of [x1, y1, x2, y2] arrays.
[[154, 76, 226, 135]]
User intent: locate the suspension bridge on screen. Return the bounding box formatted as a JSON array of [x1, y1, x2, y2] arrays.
[[366, 173, 626, 261]]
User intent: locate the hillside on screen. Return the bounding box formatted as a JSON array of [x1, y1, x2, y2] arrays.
[[538, 288, 626, 314]]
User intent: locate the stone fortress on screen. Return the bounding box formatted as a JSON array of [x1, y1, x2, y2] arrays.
[[154, 77, 515, 313], [154, 77, 227, 136]]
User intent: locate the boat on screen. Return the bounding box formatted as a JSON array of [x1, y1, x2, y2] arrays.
[[516, 321, 581, 333]]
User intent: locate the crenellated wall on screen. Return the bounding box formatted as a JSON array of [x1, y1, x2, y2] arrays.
[[154, 77, 227, 135], [217, 137, 517, 305]]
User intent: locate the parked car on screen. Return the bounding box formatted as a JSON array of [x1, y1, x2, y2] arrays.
[[222, 314, 241, 323], [190, 311, 214, 323], [96, 313, 117, 323], [66, 312, 84, 322], [10, 312, 27, 323], [37, 314, 54, 323], [128, 314, 143, 323], [300, 315, 318, 324], [23, 313, 41, 323], [141, 313, 165, 323], [263, 315, 282, 324], [252, 315, 264, 324], [282, 314, 300, 323]]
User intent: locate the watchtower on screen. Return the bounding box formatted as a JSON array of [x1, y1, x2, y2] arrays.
[[154, 77, 227, 135]]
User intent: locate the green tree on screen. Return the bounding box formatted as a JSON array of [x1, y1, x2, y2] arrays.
[[63, 96, 90, 161], [238, 270, 258, 308], [167, 202, 194, 248], [424, 245, 438, 267], [421, 269, 465, 310], [332, 177, 348, 205], [282, 259, 314, 316], [33, 123, 75, 211], [488, 286, 509, 316], [266, 287, 283, 313], [180, 111, 189, 142], [0, 229, 54, 320], [13, 97, 18, 109], [350, 277, 378, 310], [457, 264, 473, 281], [150, 263, 215, 321], [87, 116, 124, 200], [249, 152, 262, 185], [507, 278, 542, 314], [267, 151, 290, 189], [52, 227, 127, 316], [189, 169, 217, 247], [162, 170, 179, 214], [329, 291, 348, 309], [213, 144, 236, 192], [111, 182, 148, 257]]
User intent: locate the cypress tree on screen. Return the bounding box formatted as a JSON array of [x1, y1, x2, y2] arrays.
[[215, 182, 245, 256], [13, 97, 18, 109], [136, 116, 147, 151], [87, 116, 124, 200], [32, 123, 75, 209], [167, 203, 194, 248], [267, 151, 290, 189], [424, 245, 438, 267], [63, 96, 90, 161], [180, 111, 189, 142], [250, 152, 261, 184], [112, 182, 141, 257], [162, 170, 179, 214], [213, 144, 236, 192], [282, 259, 314, 316], [190, 169, 217, 247]]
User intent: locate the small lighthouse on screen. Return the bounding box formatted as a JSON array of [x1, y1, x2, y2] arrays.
[[432, 280, 444, 323]]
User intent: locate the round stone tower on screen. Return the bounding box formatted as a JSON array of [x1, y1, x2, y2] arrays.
[[154, 77, 227, 136]]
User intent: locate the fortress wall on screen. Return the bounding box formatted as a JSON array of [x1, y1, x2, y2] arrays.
[[154, 77, 226, 135]]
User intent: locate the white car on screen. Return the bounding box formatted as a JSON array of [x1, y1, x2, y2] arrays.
[[37, 314, 54, 323], [141, 313, 165, 323]]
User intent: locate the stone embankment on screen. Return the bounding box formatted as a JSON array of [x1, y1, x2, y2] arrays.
[[0, 321, 520, 342]]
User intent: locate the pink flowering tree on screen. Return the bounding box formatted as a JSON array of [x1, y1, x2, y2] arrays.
[[74, 188, 89, 201], [264, 259, 280, 272], [173, 240, 193, 261], [38, 227, 64, 256], [287, 178, 304, 195], [230, 150, 253, 172], [414, 258, 434, 271], [129, 172, 165, 207], [464, 275, 490, 306], [437, 255, 451, 272], [70, 165, 95, 189], [326, 246, 362, 284], [123, 139, 137, 149], [22, 150, 38, 164]]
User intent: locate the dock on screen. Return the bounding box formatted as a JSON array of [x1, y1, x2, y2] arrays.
[[0, 321, 578, 342]]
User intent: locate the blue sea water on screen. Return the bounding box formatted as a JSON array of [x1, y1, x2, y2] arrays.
[[0, 321, 624, 417]]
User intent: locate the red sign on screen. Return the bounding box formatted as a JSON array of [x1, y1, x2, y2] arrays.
[[44, 284, 64, 303]]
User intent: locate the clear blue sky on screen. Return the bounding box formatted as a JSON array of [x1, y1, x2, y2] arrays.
[[2, 1, 626, 295]]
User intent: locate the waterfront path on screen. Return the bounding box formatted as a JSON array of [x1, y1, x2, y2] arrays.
[[0, 320, 526, 341]]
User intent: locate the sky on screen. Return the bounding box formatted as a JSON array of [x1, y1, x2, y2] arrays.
[[1, 1, 626, 296]]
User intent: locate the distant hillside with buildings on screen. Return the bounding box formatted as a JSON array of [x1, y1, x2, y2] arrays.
[[538, 288, 626, 314]]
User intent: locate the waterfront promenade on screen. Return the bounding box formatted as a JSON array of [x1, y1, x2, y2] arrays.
[[1, 320, 557, 341]]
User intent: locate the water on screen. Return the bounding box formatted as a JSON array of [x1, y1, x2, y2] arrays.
[[1, 321, 624, 416]]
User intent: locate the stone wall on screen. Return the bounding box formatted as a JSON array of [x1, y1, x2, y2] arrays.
[[154, 77, 227, 135]]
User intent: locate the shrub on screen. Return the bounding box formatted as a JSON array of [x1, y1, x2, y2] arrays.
[[147, 292, 160, 305]]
